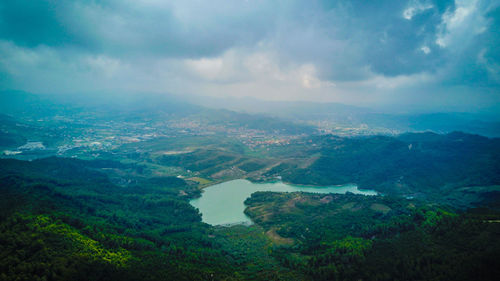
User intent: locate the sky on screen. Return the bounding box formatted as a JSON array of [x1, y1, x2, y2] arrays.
[[0, 0, 499, 112]]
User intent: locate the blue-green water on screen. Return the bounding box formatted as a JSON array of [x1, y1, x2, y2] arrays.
[[189, 179, 377, 225]]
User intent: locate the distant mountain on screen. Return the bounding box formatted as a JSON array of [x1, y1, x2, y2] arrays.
[[188, 95, 369, 118], [0, 90, 63, 118], [362, 112, 500, 137], [0, 90, 201, 119], [0, 90, 315, 136], [189, 96, 500, 137], [3, 90, 499, 137]]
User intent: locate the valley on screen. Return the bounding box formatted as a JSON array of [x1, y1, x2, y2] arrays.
[[0, 91, 499, 281]]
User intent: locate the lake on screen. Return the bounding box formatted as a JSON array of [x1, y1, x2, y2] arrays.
[[189, 179, 378, 226]]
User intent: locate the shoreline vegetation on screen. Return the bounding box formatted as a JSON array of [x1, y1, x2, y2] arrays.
[[190, 179, 378, 226]]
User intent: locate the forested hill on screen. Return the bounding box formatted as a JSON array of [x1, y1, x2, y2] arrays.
[[1, 156, 499, 281], [1, 126, 500, 280], [0, 157, 242, 281], [272, 132, 500, 205]]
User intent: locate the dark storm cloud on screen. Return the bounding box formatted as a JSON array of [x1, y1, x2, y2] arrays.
[[0, 0, 498, 111], [0, 0, 275, 58], [269, 0, 455, 80], [0, 1, 84, 47]]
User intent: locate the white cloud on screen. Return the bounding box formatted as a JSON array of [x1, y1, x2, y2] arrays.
[[85, 55, 124, 78], [183, 49, 336, 90], [403, 1, 433, 20], [176, 48, 341, 101], [361, 72, 433, 90], [436, 0, 487, 48], [420, 46, 431, 54], [185, 57, 224, 80]]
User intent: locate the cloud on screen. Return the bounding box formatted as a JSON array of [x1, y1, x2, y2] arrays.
[[0, 0, 498, 112], [421, 46, 432, 54], [478, 49, 500, 83], [180, 49, 337, 100], [0, 0, 277, 58], [436, 0, 488, 48], [403, 0, 434, 20]]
